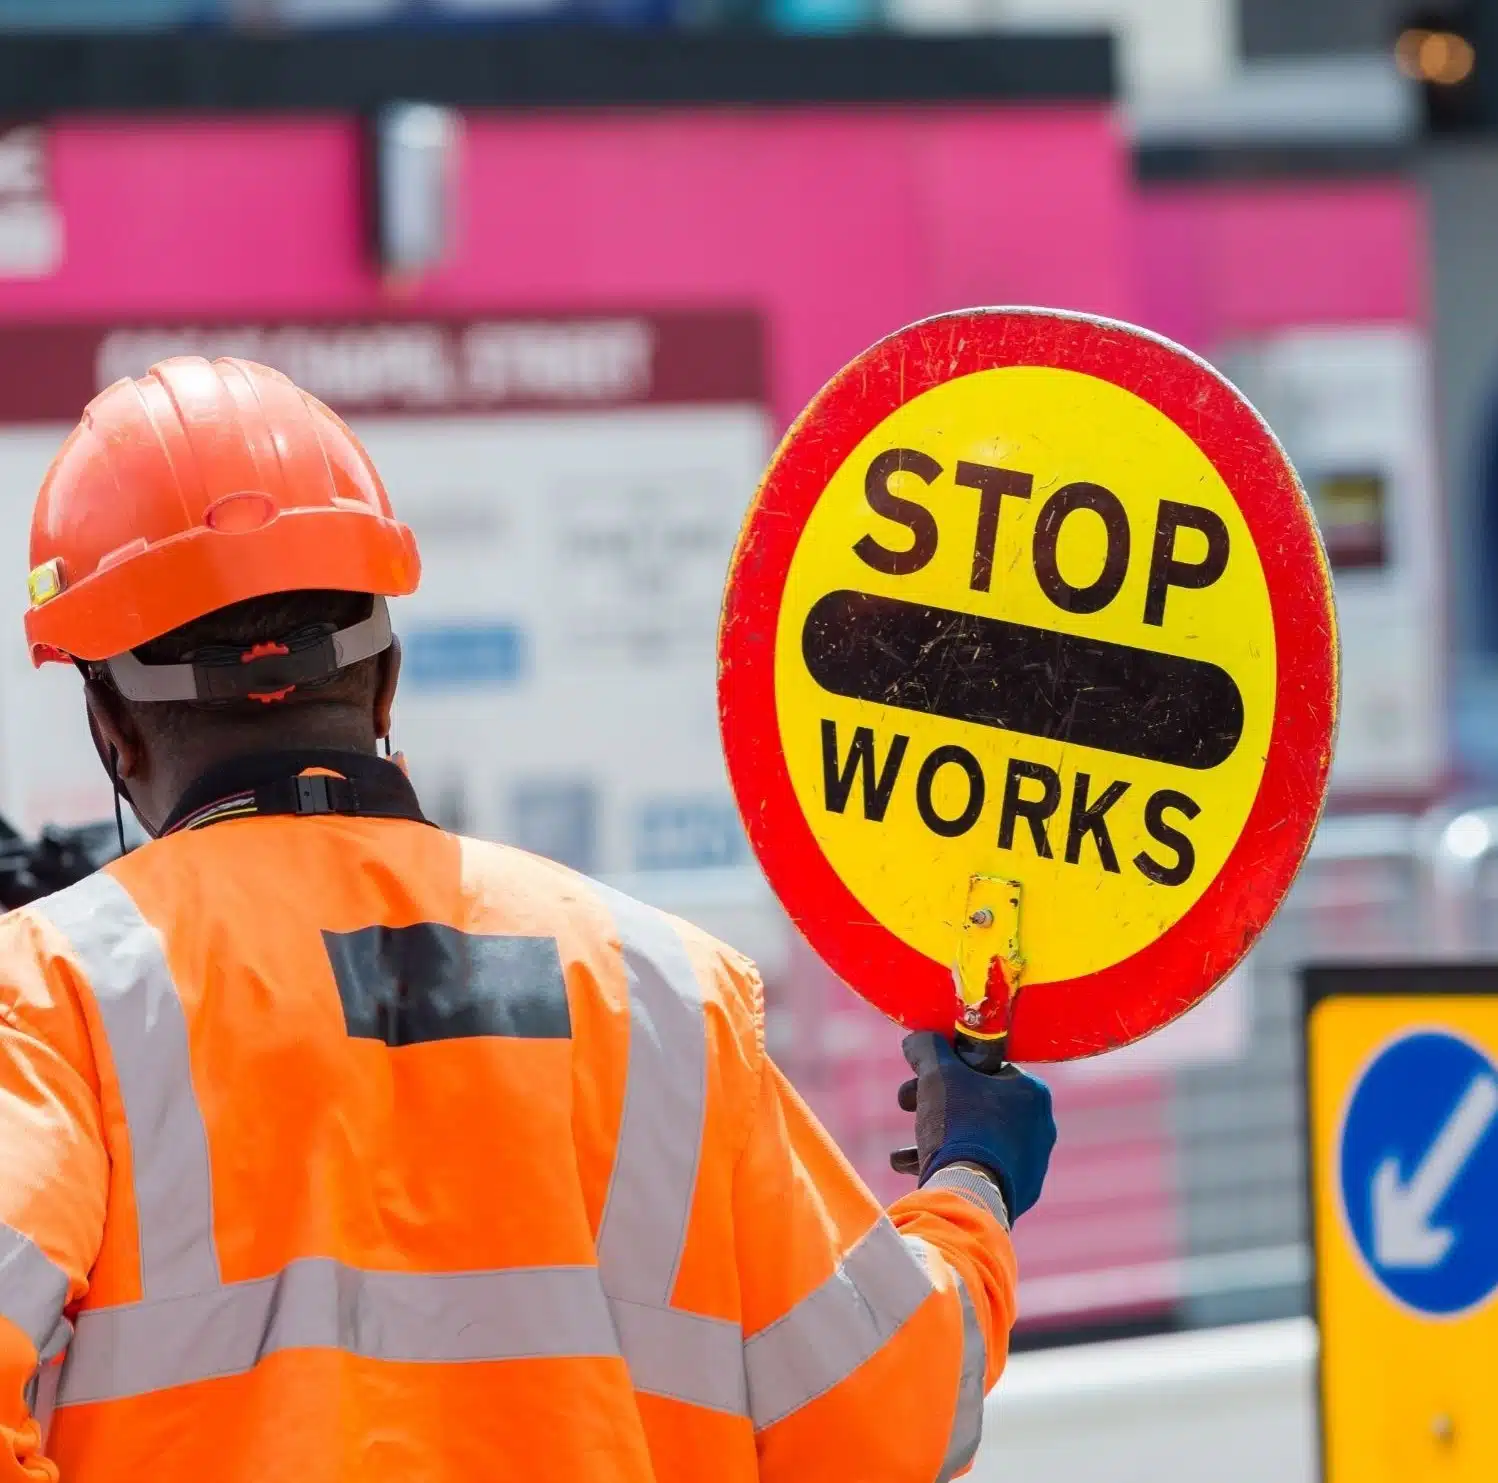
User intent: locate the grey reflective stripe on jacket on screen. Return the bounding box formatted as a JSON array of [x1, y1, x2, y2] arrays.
[[2, 1221, 72, 1426], [0, 1224, 71, 1359], [60, 1260, 623, 1406], [27, 868, 986, 1451], [921, 1167, 1003, 1471], [589, 881, 746, 1414], [34, 873, 220, 1304]]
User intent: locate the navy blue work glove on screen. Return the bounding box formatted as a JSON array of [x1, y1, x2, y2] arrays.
[[890, 1031, 1056, 1221]]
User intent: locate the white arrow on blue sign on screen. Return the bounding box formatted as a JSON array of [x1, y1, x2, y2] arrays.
[[1338, 1030, 1498, 1316]]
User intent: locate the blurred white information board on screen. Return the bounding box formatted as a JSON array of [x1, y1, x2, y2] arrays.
[[1221, 325, 1446, 800]]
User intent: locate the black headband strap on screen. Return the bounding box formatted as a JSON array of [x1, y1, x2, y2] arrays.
[[105, 598, 393, 704]]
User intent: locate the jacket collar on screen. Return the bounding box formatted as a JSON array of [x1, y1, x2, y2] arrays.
[[161, 748, 426, 836]]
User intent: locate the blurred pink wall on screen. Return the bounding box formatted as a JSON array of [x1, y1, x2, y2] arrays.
[[0, 109, 1135, 427], [1134, 177, 1428, 353], [0, 117, 1424, 418]]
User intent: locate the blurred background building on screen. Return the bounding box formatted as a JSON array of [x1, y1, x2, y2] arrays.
[[0, 0, 1496, 1475]]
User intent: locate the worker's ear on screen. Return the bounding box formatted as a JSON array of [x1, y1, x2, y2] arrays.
[[84, 676, 144, 781], [374, 636, 401, 745]]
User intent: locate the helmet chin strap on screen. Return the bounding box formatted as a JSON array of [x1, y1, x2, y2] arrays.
[[86, 704, 154, 853], [109, 745, 127, 858]]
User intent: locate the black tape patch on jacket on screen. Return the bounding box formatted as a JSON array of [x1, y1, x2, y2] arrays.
[[322, 924, 571, 1045]]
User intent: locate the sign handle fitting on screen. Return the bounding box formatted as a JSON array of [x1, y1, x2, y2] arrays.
[[953, 874, 1023, 1070]]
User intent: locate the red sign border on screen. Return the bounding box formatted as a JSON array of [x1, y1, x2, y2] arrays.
[[718, 308, 1338, 1061]]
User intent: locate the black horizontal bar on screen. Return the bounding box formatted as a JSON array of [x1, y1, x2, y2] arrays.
[[1135, 140, 1412, 184], [0, 29, 1114, 113], [801, 589, 1244, 770]]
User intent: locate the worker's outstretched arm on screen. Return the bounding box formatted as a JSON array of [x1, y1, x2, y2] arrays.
[[736, 1024, 1054, 1483], [0, 914, 107, 1480]]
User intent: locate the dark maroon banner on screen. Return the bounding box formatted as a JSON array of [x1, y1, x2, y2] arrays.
[[0, 310, 764, 422]]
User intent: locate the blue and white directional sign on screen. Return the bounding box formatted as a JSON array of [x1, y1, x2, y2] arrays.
[[1338, 1030, 1498, 1316], [1307, 972, 1498, 1482]]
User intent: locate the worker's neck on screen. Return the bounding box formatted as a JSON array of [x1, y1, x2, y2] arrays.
[[136, 722, 379, 835]]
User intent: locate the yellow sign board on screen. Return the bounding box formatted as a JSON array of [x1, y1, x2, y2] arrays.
[[720, 308, 1337, 1059], [1304, 965, 1498, 1482]]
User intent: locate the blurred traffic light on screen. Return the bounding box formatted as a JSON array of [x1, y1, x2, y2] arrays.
[[1396, 24, 1476, 85], [1397, 2, 1491, 131]]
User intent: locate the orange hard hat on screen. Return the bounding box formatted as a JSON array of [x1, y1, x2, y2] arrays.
[[25, 356, 421, 666]]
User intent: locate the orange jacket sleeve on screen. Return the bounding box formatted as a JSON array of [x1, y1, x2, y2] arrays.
[[735, 1051, 1017, 1483], [0, 912, 108, 1481]]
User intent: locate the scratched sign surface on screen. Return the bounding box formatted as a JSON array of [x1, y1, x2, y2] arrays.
[[719, 309, 1338, 1060]]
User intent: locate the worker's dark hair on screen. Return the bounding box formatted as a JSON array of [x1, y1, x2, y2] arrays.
[[116, 588, 382, 738]]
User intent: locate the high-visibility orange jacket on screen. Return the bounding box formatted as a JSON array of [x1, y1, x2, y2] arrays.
[[0, 755, 1017, 1481]]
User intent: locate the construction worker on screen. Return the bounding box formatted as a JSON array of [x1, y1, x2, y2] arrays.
[[0, 356, 1056, 1481]]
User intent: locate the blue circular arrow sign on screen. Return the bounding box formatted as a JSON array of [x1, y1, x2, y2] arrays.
[[1339, 1030, 1498, 1316]]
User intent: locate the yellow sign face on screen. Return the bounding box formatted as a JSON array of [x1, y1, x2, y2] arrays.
[[1305, 969, 1498, 1483], [773, 365, 1276, 987]]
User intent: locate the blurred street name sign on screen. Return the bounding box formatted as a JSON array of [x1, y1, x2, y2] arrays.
[[719, 308, 1337, 1063], [1304, 966, 1498, 1482]]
